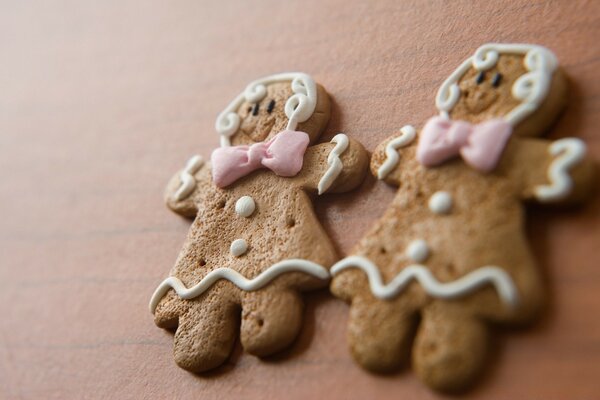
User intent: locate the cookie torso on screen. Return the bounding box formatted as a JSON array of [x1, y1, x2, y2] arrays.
[[345, 139, 544, 320], [166, 165, 337, 298]]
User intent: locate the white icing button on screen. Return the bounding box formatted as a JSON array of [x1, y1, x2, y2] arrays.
[[428, 191, 453, 215], [406, 240, 430, 263], [235, 196, 256, 218], [230, 239, 248, 257]]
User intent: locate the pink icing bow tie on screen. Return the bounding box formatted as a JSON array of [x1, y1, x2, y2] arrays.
[[211, 129, 310, 188], [416, 116, 513, 172]]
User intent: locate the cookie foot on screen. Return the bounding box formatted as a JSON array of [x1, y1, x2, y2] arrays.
[[172, 298, 239, 373], [240, 289, 303, 356], [348, 297, 417, 372], [413, 302, 488, 392]]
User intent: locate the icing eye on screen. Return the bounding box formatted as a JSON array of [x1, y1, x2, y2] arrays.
[[492, 73, 502, 88], [252, 103, 259, 116], [475, 71, 485, 84], [267, 99, 275, 114], [247, 106, 252, 113]]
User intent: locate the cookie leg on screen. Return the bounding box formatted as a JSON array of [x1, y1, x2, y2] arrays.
[[348, 297, 417, 372], [154, 290, 185, 330], [413, 302, 488, 392], [172, 295, 239, 373], [240, 289, 303, 356]]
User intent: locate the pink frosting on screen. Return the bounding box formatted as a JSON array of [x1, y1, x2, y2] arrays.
[[211, 130, 310, 187], [416, 116, 513, 172]]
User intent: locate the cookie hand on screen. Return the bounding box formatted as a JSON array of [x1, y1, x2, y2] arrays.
[[371, 126, 419, 186], [516, 138, 594, 204], [297, 134, 368, 194], [164, 154, 208, 217]]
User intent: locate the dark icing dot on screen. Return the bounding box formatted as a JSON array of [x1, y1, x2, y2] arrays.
[[247, 106, 252, 113], [267, 99, 275, 114], [492, 72, 502, 87], [475, 71, 485, 84], [252, 103, 259, 116]]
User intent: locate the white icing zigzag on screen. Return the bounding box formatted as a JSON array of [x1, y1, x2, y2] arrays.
[[174, 155, 204, 201], [317, 133, 349, 195], [331, 256, 519, 307], [150, 259, 329, 313], [376, 125, 416, 180], [535, 138, 586, 202]]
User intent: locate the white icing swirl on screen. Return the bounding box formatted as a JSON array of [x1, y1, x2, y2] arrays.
[[215, 73, 317, 147], [331, 256, 518, 307], [149, 259, 330, 313], [535, 138, 586, 202], [435, 43, 558, 126], [174, 155, 204, 201], [317, 133, 349, 195], [377, 125, 416, 180]]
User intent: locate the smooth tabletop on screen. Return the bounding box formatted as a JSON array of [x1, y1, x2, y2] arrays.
[[1, 1, 599, 399]]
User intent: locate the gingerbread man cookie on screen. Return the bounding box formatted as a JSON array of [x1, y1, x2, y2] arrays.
[[150, 73, 368, 372], [330, 44, 594, 392]]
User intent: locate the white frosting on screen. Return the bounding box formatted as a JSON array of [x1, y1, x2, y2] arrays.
[[331, 256, 518, 307], [149, 259, 330, 313], [317, 133, 350, 195], [230, 239, 248, 257], [535, 138, 586, 202], [428, 191, 453, 214], [174, 155, 204, 201], [215, 73, 317, 147], [406, 240, 430, 263], [235, 196, 256, 217], [436, 43, 558, 126], [377, 125, 416, 180]]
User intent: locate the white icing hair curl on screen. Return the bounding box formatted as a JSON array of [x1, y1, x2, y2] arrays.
[[435, 43, 558, 125], [215, 72, 317, 147]]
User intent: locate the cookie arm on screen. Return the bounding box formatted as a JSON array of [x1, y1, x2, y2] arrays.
[[515, 138, 594, 204], [370, 126, 419, 187], [297, 134, 369, 194], [164, 155, 208, 217]]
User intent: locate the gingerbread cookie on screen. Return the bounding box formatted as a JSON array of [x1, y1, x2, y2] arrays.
[[150, 73, 368, 372], [330, 44, 594, 392]]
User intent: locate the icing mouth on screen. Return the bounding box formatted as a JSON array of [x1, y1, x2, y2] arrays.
[[463, 87, 499, 114], [241, 115, 277, 142]]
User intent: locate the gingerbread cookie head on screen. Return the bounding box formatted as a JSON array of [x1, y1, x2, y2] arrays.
[[436, 43, 567, 137], [215, 73, 330, 147]]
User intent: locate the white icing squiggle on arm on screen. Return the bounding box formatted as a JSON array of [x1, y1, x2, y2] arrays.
[[535, 138, 586, 202], [150, 259, 329, 313], [317, 133, 349, 195], [377, 125, 416, 180], [174, 155, 204, 201], [331, 256, 518, 307]]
